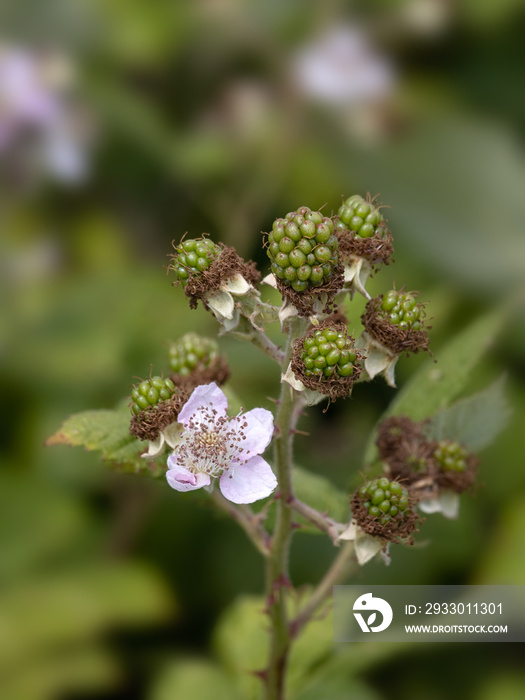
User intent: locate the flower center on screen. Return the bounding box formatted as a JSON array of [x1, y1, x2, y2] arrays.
[[175, 405, 248, 477]]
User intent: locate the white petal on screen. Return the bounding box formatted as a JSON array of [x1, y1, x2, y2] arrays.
[[262, 273, 278, 289], [339, 520, 357, 541], [219, 455, 277, 504], [365, 346, 392, 379], [355, 530, 383, 565], [281, 363, 305, 392], [302, 388, 327, 407], [166, 462, 211, 492], [278, 297, 298, 329], [162, 421, 184, 449], [353, 259, 372, 300], [177, 382, 228, 428], [343, 261, 358, 284], [206, 289, 235, 320], [143, 433, 165, 459], [384, 356, 399, 388], [380, 543, 392, 566], [217, 308, 240, 334], [439, 492, 460, 519], [419, 491, 460, 519], [221, 273, 251, 295], [230, 407, 274, 460]]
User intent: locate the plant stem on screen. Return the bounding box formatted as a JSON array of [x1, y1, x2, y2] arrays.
[[265, 317, 307, 700], [290, 498, 345, 544], [290, 540, 356, 637], [210, 491, 271, 557], [234, 316, 284, 365]]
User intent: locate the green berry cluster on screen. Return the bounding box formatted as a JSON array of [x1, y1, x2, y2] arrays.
[[171, 238, 221, 284], [169, 334, 219, 376], [301, 327, 357, 378], [131, 377, 176, 416], [337, 195, 386, 238], [377, 290, 422, 330], [358, 478, 410, 526], [434, 441, 468, 473], [267, 206, 339, 292]]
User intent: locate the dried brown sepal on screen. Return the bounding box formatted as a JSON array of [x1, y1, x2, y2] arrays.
[[129, 391, 188, 442], [336, 226, 394, 268], [289, 320, 363, 400], [350, 492, 421, 545], [377, 416, 479, 498], [170, 243, 261, 310], [362, 296, 430, 356], [170, 356, 230, 393], [322, 308, 349, 326], [429, 452, 479, 494], [274, 263, 344, 318], [377, 416, 434, 483]]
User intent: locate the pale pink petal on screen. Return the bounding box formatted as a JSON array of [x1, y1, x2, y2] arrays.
[[166, 459, 211, 492], [177, 382, 228, 428], [219, 455, 277, 504], [230, 408, 274, 461]]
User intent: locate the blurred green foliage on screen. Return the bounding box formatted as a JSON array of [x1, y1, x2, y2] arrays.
[[2, 0, 525, 698]]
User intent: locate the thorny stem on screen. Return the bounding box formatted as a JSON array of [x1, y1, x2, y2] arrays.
[[290, 498, 346, 544], [290, 540, 356, 637], [211, 490, 271, 557], [235, 316, 285, 365], [265, 316, 308, 700]]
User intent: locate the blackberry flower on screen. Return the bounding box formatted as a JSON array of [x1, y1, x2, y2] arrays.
[[166, 383, 277, 504]]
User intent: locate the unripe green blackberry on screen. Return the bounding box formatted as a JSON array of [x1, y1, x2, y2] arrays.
[[300, 326, 358, 379], [170, 237, 221, 285], [169, 334, 219, 376], [266, 206, 339, 292], [130, 376, 176, 416], [337, 195, 388, 239], [357, 478, 410, 526], [376, 290, 423, 330], [434, 441, 468, 473]]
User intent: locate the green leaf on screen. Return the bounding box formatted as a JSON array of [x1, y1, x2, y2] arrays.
[[149, 658, 240, 700], [292, 467, 349, 531], [292, 676, 381, 700], [46, 404, 165, 477], [2, 647, 120, 700], [425, 375, 511, 451], [212, 596, 267, 700], [212, 593, 344, 699], [0, 563, 174, 673], [0, 472, 92, 581], [475, 495, 525, 584], [364, 308, 506, 463]]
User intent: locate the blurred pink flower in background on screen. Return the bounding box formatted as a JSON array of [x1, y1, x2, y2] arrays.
[[290, 26, 395, 107], [0, 43, 90, 183]]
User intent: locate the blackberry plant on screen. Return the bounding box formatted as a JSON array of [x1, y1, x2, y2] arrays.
[[49, 189, 508, 700]]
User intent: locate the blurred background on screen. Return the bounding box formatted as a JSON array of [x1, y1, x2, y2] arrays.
[[2, 0, 525, 698]]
